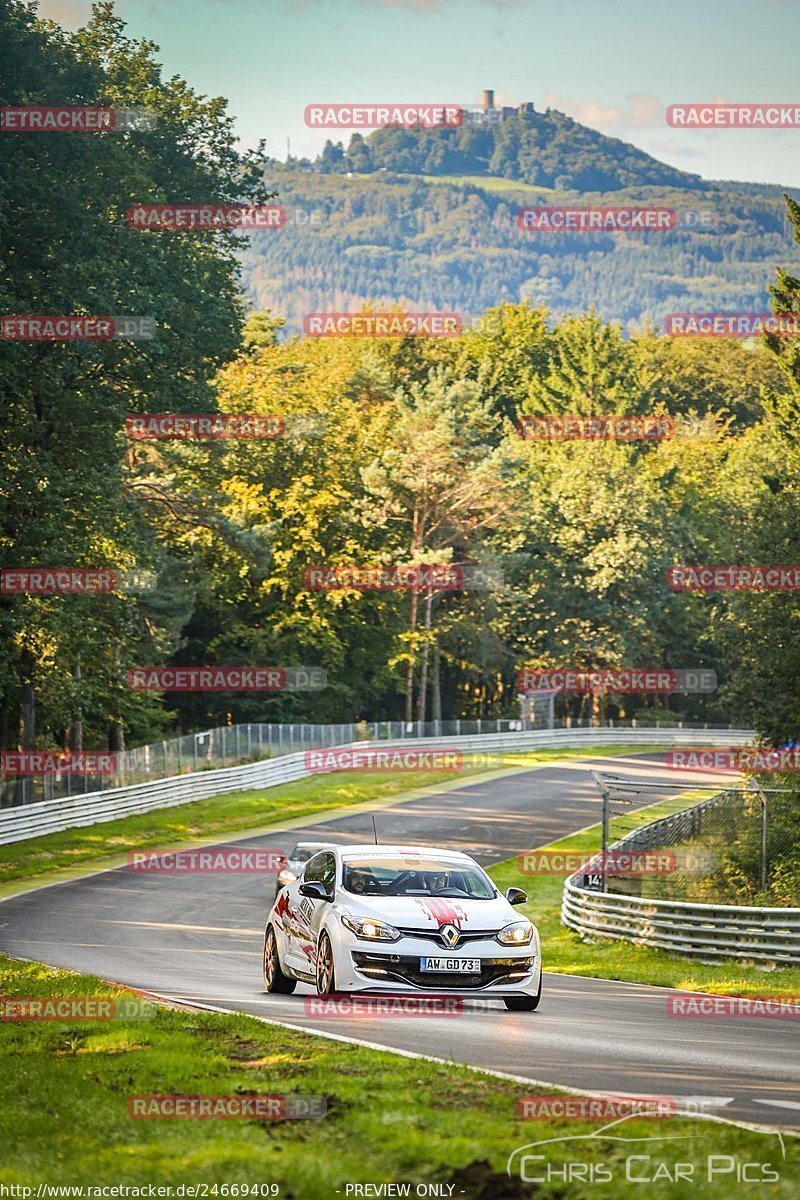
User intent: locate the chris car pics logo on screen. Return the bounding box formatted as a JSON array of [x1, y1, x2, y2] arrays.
[[507, 1113, 783, 1185]]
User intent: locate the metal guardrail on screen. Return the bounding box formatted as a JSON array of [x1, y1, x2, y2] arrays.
[[1, 715, 731, 808], [562, 781, 800, 965], [562, 881, 800, 965], [0, 725, 752, 846]]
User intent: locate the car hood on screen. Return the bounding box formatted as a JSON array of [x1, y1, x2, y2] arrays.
[[338, 893, 516, 931]]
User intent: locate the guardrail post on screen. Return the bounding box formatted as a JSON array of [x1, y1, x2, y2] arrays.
[[750, 780, 769, 893], [600, 785, 609, 890]]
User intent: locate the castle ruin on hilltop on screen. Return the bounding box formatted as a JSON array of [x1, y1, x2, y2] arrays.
[[460, 89, 536, 125]]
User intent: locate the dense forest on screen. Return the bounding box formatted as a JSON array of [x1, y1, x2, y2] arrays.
[[240, 168, 795, 334], [3, 2, 800, 759]]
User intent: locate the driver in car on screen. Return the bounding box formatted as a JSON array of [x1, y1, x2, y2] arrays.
[[348, 869, 374, 894], [425, 871, 448, 893]]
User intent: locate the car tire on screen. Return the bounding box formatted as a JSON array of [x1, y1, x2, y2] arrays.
[[263, 925, 296, 994], [315, 930, 337, 996], [504, 977, 542, 1012]]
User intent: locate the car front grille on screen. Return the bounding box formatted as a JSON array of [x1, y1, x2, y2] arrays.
[[395, 927, 500, 950], [351, 951, 535, 990]]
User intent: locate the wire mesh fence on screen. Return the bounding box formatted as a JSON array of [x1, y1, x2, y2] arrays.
[[592, 773, 795, 906], [0, 714, 739, 811], [1, 717, 520, 808]]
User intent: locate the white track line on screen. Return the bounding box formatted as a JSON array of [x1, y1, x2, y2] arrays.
[[139, 988, 800, 1140]]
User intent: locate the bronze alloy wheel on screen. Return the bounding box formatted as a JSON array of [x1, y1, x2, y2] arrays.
[[315, 931, 336, 995]]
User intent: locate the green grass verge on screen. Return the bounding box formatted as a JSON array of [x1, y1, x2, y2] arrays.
[[419, 172, 556, 195], [1, 954, 796, 1195], [488, 802, 800, 1000], [0, 744, 660, 893]]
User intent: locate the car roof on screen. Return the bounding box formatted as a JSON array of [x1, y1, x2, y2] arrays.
[[338, 844, 476, 863], [290, 841, 335, 851]]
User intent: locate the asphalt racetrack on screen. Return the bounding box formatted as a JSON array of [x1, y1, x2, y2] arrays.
[[2, 753, 798, 1131]]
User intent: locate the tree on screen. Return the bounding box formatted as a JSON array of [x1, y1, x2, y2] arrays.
[[0, 1, 268, 755], [361, 367, 517, 721]]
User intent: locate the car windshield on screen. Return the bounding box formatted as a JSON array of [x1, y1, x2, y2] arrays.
[[291, 846, 324, 864], [341, 855, 495, 899]]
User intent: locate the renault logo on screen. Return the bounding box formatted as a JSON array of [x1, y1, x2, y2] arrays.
[[440, 924, 460, 948]]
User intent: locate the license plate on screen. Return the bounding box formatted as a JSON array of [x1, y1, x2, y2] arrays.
[[420, 957, 481, 973]]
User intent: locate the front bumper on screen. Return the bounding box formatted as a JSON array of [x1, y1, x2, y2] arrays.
[[352, 949, 536, 990], [333, 929, 540, 995]]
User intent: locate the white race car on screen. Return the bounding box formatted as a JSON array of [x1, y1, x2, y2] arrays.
[[263, 844, 542, 1011]]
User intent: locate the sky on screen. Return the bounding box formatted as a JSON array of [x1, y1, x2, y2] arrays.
[[35, 0, 800, 188]]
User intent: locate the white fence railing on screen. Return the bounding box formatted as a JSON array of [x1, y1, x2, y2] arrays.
[[2, 716, 731, 807], [0, 726, 752, 846]]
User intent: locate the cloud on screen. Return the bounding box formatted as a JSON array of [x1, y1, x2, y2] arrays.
[[357, 0, 443, 9], [34, 0, 93, 24], [311, 0, 523, 9], [649, 138, 707, 160], [541, 91, 665, 131], [361, 0, 521, 7], [38, 0, 522, 17]]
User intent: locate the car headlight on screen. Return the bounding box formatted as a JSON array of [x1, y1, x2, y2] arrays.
[[496, 920, 534, 946], [277, 869, 297, 886], [341, 914, 401, 942]]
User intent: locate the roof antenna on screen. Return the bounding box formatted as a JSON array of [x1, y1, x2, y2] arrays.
[[371, 815, 379, 845]]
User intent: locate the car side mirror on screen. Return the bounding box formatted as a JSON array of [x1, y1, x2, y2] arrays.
[[506, 887, 528, 907], [299, 880, 332, 902]]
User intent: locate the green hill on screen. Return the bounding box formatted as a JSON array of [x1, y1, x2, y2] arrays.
[[316, 108, 703, 192], [239, 110, 796, 335], [241, 166, 794, 335]]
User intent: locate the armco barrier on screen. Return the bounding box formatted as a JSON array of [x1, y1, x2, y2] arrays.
[[0, 726, 752, 846], [561, 779, 800, 965], [562, 878, 800, 965]]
